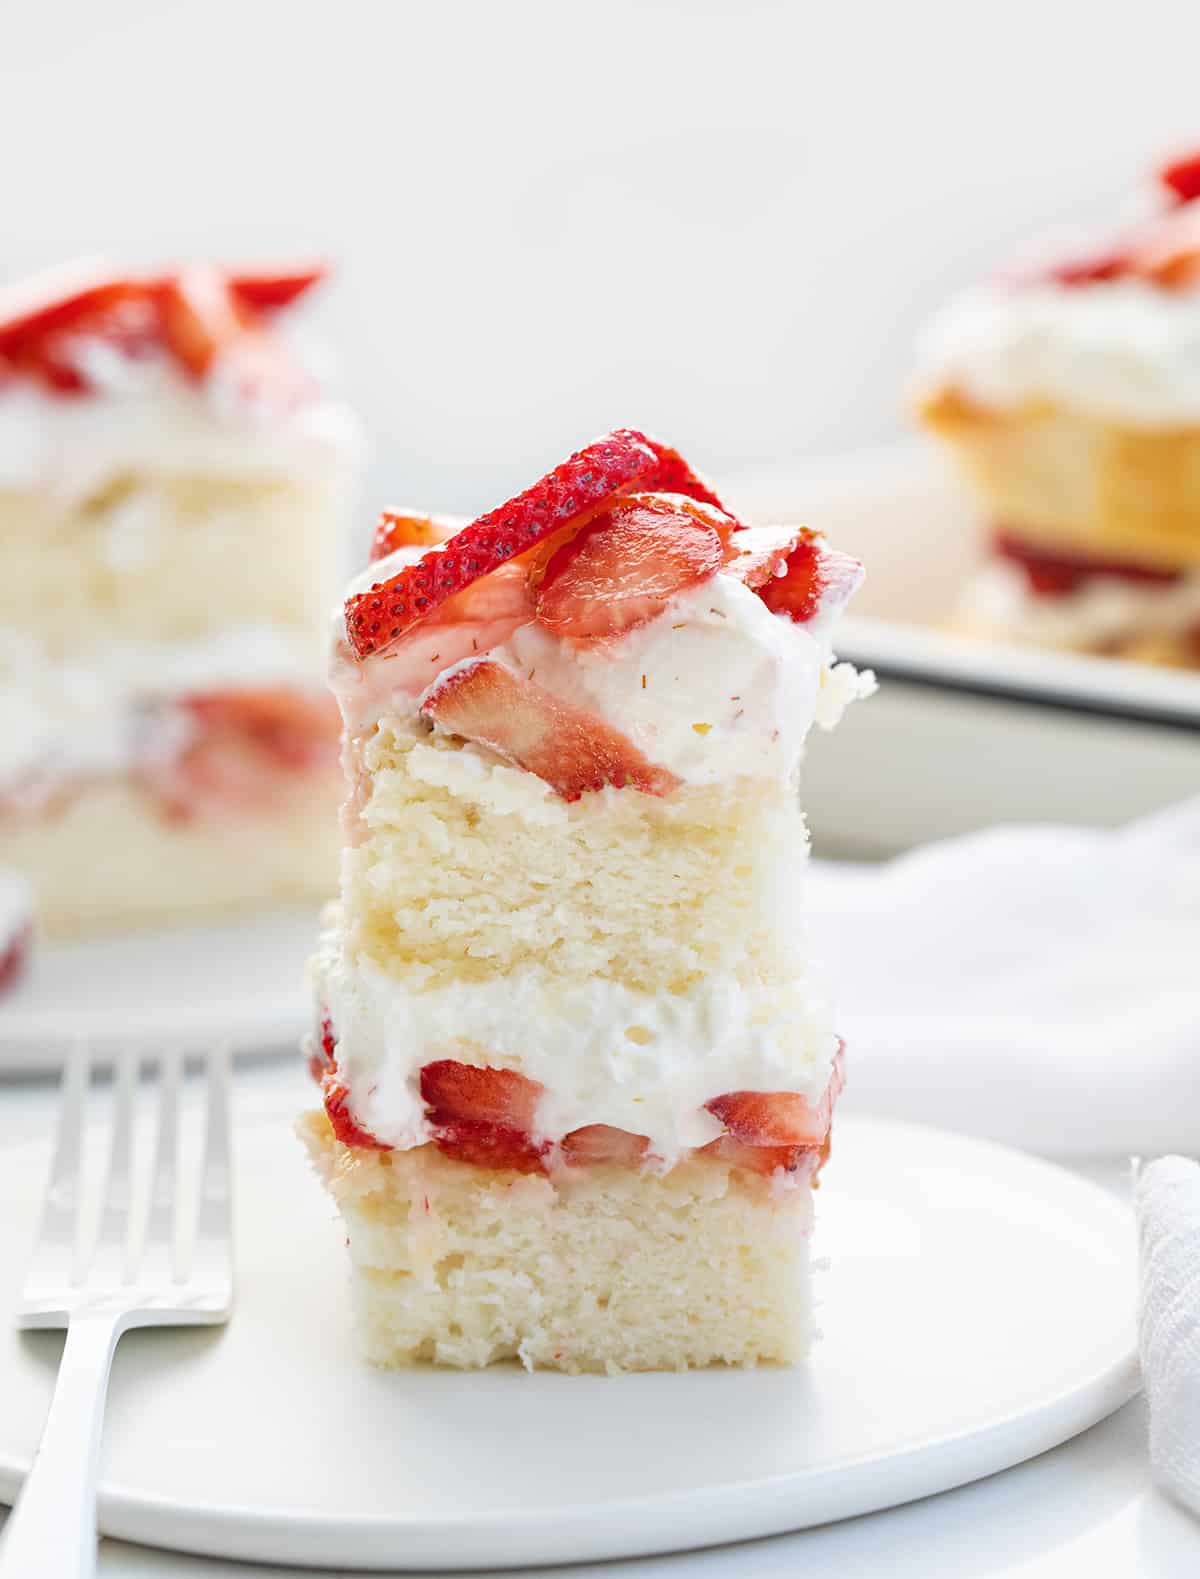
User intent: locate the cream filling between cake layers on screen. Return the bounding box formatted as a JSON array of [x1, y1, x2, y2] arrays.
[[0, 624, 324, 809], [314, 936, 838, 1162], [917, 280, 1200, 427], [961, 559, 1200, 649]]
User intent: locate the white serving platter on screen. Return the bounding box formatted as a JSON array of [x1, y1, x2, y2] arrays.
[[0, 908, 320, 1071], [732, 445, 1200, 855], [0, 1111, 1138, 1572]]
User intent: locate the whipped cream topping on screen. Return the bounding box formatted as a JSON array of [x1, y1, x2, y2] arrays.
[[0, 339, 362, 497], [332, 543, 872, 788], [917, 280, 1200, 427], [962, 558, 1200, 650], [0, 625, 323, 807], [316, 939, 838, 1162]]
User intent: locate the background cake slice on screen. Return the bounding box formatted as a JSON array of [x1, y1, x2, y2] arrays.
[[301, 429, 870, 1373], [915, 149, 1200, 666], [0, 261, 362, 933]]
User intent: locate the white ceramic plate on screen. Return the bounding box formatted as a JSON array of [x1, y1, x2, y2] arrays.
[[0, 1111, 1138, 1572], [0, 908, 320, 1071], [731, 446, 1200, 856]]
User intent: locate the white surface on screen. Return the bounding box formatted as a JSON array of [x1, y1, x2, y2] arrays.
[[0, 909, 320, 1069], [733, 448, 1200, 854], [0, 1107, 1137, 1572], [7, 1, 1200, 517], [811, 797, 1200, 1159], [1137, 1156, 1200, 1515]]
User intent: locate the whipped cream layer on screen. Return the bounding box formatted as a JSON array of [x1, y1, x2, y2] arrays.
[[332, 546, 871, 789], [0, 625, 323, 807], [918, 280, 1200, 427], [315, 940, 839, 1163], [0, 340, 362, 498], [962, 559, 1200, 649]]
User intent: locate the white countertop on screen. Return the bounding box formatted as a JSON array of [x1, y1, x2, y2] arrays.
[[0, 1061, 1195, 1578]]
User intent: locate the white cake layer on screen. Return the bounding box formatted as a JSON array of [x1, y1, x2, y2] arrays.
[[300, 1110, 815, 1374]]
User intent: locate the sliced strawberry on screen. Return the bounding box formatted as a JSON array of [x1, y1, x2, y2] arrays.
[[370, 510, 463, 563], [534, 494, 728, 640], [156, 265, 248, 379], [323, 1076, 393, 1151], [634, 432, 735, 517], [420, 658, 680, 801], [755, 536, 864, 624], [0, 262, 145, 354], [992, 530, 1183, 598], [228, 263, 327, 312], [1041, 248, 1130, 287], [724, 524, 817, 590], [343, 428, 660, 657], [430, 1119, 548, 1174], [705, 1044, 845, 1149], [182, 686, 340, 769], [0, 922, 30, 996], [308, 1012, 338, 1084], [1125, 202, 1200, 289], [559, 1124, 650, 1167], [1159, 149, 1200, 207], [699, 1134, 817, 1178], [419, 1060, 543, 1130]]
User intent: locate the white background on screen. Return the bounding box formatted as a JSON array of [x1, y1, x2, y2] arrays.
[[4, 0, 1200, 511]]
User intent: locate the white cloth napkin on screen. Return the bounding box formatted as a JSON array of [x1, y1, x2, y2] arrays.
[[1137, 1156, 1200, 1514], [809, 796, 1200, 1158]]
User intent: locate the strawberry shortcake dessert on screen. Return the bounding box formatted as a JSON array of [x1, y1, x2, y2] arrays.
[[300, 429, 872, 1373], [917, 147, 1200, 666], [0, 260, 361, 933]]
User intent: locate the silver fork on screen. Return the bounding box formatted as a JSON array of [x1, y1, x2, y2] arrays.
[[1, 1046, 233, 1579]]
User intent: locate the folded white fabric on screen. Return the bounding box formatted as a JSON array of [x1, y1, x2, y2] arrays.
[[810, 796, 1200, 1157], [1137, 1156, 1200, 1514]]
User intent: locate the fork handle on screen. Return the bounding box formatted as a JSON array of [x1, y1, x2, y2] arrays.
[[1, 1311, 127, 1579]]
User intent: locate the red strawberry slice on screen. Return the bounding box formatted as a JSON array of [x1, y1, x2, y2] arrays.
[[430, 1119, 548, 1174], [705, 1045, 845, 1148], [1125, 202, 1200, 289], [699, 1134, 818, 1178], [420, 658, 680, 801], [343, 428, 660, 657], [323, 1076, 393, 1151], [0, 262, 145, 353], [419, 1060, 543, 1130], [724, 524, 817, 590], [991, 530, 1183, 598], [156, 265, 249, 379], [753, 535, 864, 624], [634, 432, 735, 517], [228, 263, 327, 312], [370, 510, 464, 563], [307, 1012, 338, 1084], [559, 1124, 650, 1167], [0, 922, 30, 996], [534, 494, 728, 640], [1159, 149, 1200, 207]]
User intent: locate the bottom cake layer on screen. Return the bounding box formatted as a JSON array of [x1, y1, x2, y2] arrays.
[[299, 1109, 816, 1374], [2, 774, 341, 936]]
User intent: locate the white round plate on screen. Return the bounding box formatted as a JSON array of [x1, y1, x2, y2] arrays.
[[0, 909, 320, 1069], [0, 1113, 1138, 1572]]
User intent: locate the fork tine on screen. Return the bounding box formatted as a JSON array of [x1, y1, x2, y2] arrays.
[[192, 1045, 233, 1293], [140, 1049, 182, 1286], [92, 1049, 140, 1286], [24, 1043, 91, 1295]]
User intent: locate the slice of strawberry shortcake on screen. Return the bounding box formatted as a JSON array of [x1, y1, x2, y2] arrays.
[[299, 429, 872, 1373], [0, 261, 362, 933]]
